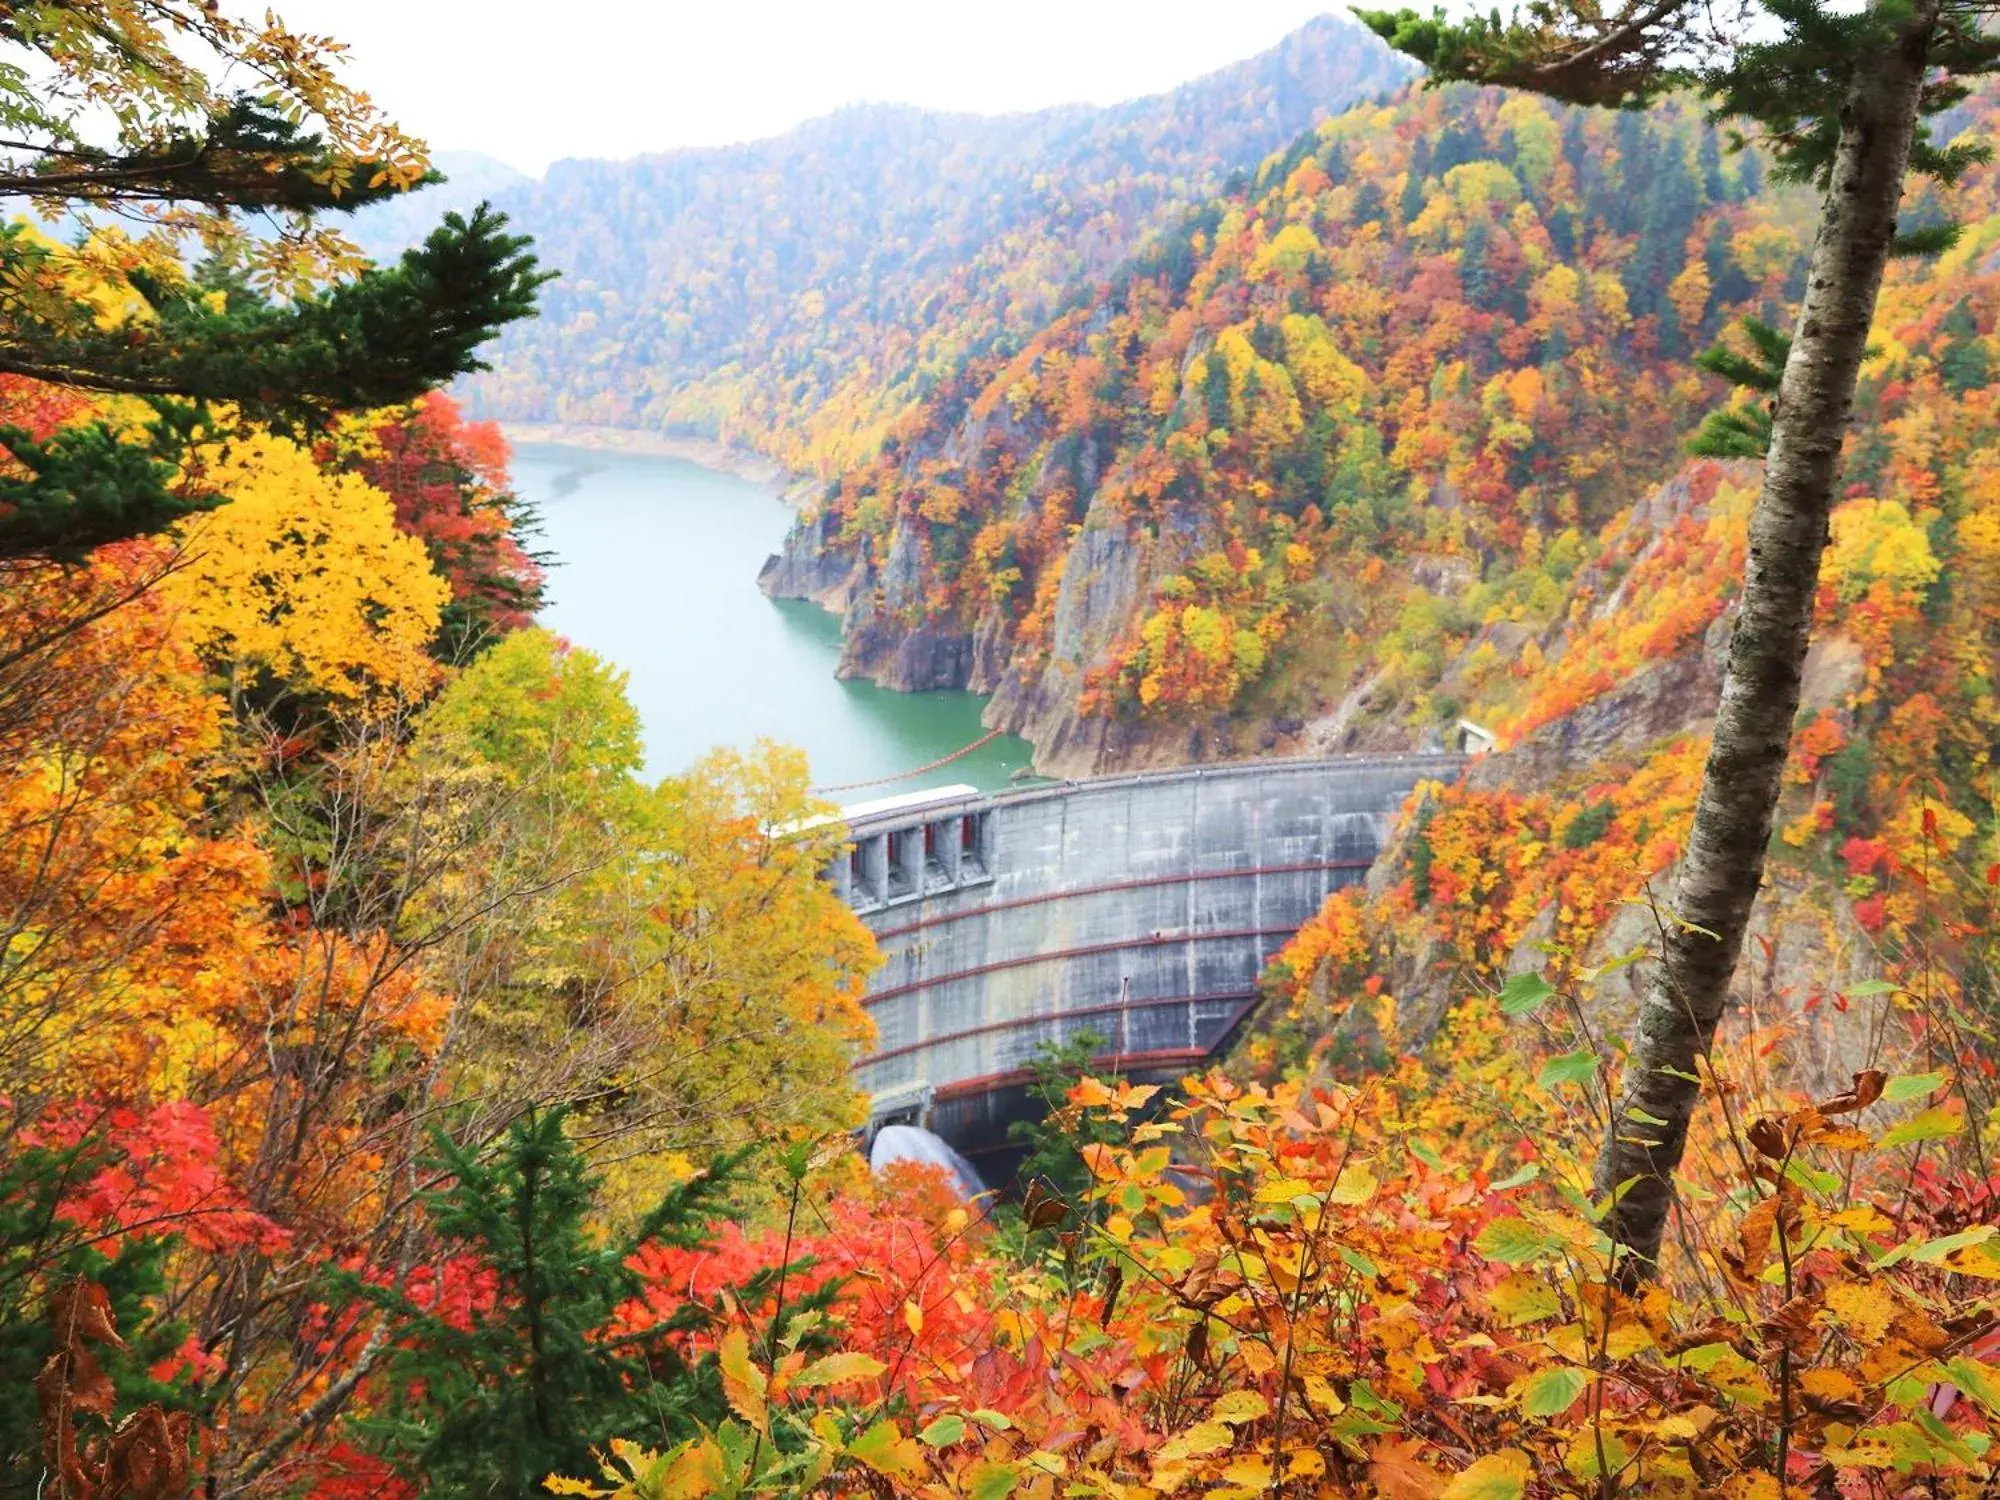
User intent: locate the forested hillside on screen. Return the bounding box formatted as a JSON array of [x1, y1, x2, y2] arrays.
[[766, 77, 1995, 778], [445, 15, 1416, 472], [11, 3, 2000, 1496]]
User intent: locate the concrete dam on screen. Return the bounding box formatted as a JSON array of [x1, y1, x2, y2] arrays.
[[828, 754, 1466, 1182]]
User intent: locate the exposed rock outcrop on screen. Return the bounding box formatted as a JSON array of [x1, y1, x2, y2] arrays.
[[758, 504, 864, 614]]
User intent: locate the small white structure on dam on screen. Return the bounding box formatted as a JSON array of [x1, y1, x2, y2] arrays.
[[829, 754, 1466, 1179]]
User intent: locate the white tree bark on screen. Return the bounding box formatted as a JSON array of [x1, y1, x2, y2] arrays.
[[1594, 2, 1940, 1276]]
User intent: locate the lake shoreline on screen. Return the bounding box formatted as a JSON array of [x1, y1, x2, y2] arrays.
[[510, 445, 1033, 792], [500, 422, 818, 502]]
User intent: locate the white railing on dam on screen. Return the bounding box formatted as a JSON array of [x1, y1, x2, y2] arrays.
[[829, 754, 1466, 1147]]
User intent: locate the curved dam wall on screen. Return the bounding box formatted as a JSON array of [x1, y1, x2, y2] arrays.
[[833, 755, 1465, 1167]]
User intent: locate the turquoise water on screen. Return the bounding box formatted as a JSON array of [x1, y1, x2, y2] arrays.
[[511, 443, 1035, 794]]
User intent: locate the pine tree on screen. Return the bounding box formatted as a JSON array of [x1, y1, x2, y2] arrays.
[[1361, 0, 2000, 1279], [347, 1109, 823, 1499], [1688, 316, 1794, 457], [1698, 128, 1728, 200], [1938, 298, 1993, 393], [0, 1136, 206, 1492], [0, 4, 551, 560]]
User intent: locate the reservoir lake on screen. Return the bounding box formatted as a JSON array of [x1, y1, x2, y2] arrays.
[[511, 442, 1035, 795]]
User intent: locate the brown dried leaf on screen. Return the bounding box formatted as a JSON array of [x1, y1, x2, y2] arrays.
[[1759, 1293, 1822, 1359], [1661, 1317, 1757, 1360], [104, 1406, 196, 1500], [1098, 1263, 1124, 1330], [1747, 1118, 1789, 1161], [1367, 1437, 1445, 1499], [1726, 1196, 1779, 1282], [1817, 1070, 1887, 1116], [1021, 1180, 1068, 1230], [50, 1280, 125, 1350]]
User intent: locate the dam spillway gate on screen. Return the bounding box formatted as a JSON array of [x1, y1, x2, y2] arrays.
[[828, 755, 1466, 1182]]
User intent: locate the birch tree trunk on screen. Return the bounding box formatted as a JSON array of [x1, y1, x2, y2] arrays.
[[1594, 2, 1940, 1276]]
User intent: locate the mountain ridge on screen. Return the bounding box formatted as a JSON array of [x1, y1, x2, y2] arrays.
[[425, 14, 1420, 472]]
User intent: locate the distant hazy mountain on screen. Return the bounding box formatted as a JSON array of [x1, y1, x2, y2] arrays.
[[345, 149, 533, 263], [439, 14, 1420, 471]]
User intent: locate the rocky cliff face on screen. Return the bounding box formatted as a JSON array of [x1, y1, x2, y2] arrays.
[[762, 456, 1256, 774], [1259, 458, 1900, 1100], [759, 500, 983, 693]]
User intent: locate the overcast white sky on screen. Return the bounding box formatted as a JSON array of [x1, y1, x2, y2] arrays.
[[273, 2, 1347, 176]]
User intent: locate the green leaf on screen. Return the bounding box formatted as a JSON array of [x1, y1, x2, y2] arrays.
[[1897, 1225, 1995, 1266], [1474, 1216, 1558, 1265], [847, 1420, 924, 1478], [1538, 1049, 1598, 1089], [1880, 1107, 1962, 1148], [1883, 1071, 1946, 1103], [1337, 1244, 1381, 1278], [967, 1409, 1014, 1431], [1490, 1162, 1541, 1191], [1626, 1106, 1670, 1127], [1946, 1357, 2000, 1415], [1519, 1365, 1590, 1418], [964, 1460, 1020, 1500], [1410, 1139, 1446, 1170], [1845, 978, 1900, 997], [1499, 971, 1555, 1017], [1783, 1158, 1842, 1195], [793, 1351, 887, 1388], [919, 1414, 966, 1447]]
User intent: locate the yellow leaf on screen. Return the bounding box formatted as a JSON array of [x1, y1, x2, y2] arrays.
[[1487, 1273, 1561, 1326], [1824, 1281, 1898, 1344], [1720, 1475, 1783, 1499], [1442, 1448, 1531, 1500], [847, 1419, 926, 1478], [1303, 1374, 1345, 1414], [1212, 1389, 1270, 1425], [718, 1327, 767, 1431], [1221, 1454, 1273, 1487], [660, 1437, 729, 1500], [1799, 1368, 1860, 1404], [1253, 1177, 1316, 1204], [793, 1350, 887, 1388], [903, 1299, 924, 1336], [1154, 1421, 1234, 1462], [1328, 1163, 1380, 1205], [1286, 1448, 1327, 1479]]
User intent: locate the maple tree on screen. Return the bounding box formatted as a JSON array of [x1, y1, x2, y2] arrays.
[[335, 394, 546, 658], [164, 432, 450, 706]]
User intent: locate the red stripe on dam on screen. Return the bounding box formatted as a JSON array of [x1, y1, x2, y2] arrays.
[[861, 925, 1302, 1005], [865, 857, 1374, 941], [860, 988, 1262, 1069]]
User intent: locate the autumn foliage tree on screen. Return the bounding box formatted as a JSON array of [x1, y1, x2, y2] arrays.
[[0, 1, 548, 560], [1364, 0, 2000, 1277]]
